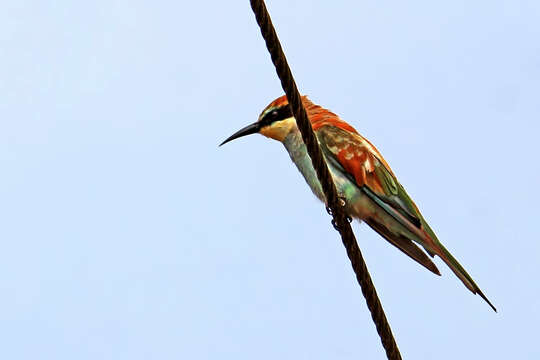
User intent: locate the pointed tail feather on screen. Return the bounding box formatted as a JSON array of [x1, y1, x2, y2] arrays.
[[420, 221, 497, 311], [361, 186, 496, 311], [436, 244, 497, 312]]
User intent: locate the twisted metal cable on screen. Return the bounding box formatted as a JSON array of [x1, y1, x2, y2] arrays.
[[248, 1, 402, 359]]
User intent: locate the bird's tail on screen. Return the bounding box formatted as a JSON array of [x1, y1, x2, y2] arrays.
[[364, 217, 441, 276], [433, 239, 497, 312], [421, 222, 497, 312], [361, 185, 496, 312]]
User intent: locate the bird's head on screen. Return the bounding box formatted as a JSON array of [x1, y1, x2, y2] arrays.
[[220, 95, 354, 146], [220, 95, 297, 146]]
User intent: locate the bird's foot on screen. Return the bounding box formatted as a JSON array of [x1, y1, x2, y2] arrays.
[[325, 205, 333, 216], [325, 196, 347, 215]]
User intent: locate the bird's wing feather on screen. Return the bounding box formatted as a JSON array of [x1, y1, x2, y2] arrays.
[[316, 124, 497, 311], [363, 216, 440, 275], [316, 125, 441, 274], [317, 125, 424, 227]]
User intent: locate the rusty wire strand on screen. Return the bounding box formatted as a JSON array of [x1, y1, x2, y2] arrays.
[[248, 1, 402, 359]]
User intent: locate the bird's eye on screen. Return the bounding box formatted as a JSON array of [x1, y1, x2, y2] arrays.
[[261, 108, 286, 126]]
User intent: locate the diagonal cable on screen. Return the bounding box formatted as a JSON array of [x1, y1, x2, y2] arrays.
[[248, 1, 402, 359]]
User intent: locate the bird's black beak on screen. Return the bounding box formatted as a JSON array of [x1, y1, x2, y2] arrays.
[[219, 121, 260, 146]]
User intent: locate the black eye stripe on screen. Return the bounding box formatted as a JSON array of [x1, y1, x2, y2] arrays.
[[260, 105, 293, 126]]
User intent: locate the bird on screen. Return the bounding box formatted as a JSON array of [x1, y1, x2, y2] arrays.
[[220, 95, 496, 312]]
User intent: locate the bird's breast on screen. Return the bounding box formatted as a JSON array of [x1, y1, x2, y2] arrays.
[[282, 132, 367, 219]]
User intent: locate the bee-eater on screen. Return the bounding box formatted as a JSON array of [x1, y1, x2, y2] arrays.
[[220, 95, 496, 312]]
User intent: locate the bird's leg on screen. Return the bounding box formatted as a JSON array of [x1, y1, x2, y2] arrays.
[[328, 195, 353, 229]]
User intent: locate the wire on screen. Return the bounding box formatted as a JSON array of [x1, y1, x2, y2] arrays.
[[248, 1, 403, 359]]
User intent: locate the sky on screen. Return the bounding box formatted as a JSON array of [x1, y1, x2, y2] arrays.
[[1, 1, 539, 359]]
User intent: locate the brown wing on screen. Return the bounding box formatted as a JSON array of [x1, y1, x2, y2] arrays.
[[316, 125, 440, 275]]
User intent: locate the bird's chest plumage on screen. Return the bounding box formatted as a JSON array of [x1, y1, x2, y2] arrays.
[[282, 132, 368, 219]]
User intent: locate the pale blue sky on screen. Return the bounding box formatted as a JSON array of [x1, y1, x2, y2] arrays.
[[1, 1, 539, 359]]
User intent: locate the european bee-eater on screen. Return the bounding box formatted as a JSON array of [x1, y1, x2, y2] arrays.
[[220, 95, 496, 312]]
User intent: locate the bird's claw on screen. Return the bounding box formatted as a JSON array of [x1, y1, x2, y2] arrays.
[[331, 215, 353, 231], [326, 196, 346, 214], [328, 196, 350, 230], [326, 206, 333, 216]]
